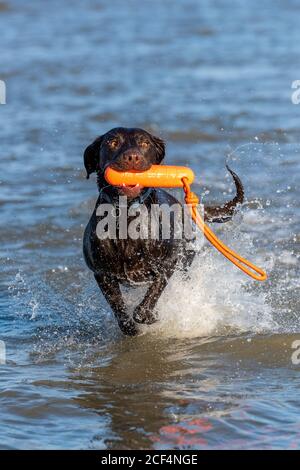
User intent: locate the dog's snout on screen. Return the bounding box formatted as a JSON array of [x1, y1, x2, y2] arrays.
[[123, 152, 142, 164], [116, 149, 149, 171]]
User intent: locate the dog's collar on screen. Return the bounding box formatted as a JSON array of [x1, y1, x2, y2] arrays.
[[99, 187, 153, 206]]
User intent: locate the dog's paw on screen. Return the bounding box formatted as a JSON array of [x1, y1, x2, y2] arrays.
[[133, 305, 158, 325], [119, 318, 141, 336]]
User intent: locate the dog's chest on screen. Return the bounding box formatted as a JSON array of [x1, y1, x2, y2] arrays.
[[88, 192, 186, 284], [112, 239, 165, 284]]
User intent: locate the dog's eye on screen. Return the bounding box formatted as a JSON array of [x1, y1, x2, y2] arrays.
[[107, 139, 119, 149], [140, 140, 150, 148]]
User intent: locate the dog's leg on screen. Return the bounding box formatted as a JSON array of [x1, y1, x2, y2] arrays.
[[133, 273, 170, 325], [133, 248, 196, 325], [94, 272, 139, 336]]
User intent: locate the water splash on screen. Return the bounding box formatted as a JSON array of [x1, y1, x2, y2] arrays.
[[151, 243, 276, 339]]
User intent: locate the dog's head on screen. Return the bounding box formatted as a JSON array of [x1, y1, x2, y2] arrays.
[[84, 127, 165, 198]]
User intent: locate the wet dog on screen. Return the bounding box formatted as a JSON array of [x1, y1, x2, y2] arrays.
[[83, 127, 244, 336]]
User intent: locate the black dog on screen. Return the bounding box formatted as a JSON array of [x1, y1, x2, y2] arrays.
[[83, 127, 244, 336]]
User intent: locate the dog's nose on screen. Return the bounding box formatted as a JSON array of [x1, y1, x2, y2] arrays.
[[121, 151, 143, 168]]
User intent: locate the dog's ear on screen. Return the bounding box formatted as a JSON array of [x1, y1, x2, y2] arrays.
[[151, 135, 165, 164], [83, 136, 103, 179]]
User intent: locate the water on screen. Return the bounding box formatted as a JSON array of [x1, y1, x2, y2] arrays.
[[1, 0, 300, 449]]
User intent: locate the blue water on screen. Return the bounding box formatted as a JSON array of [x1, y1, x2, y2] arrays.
[[0, 0, 300, 449]]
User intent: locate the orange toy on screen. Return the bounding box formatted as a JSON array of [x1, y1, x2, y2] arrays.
[[104, 165, 267, 281], [105, 165, 194, 188]]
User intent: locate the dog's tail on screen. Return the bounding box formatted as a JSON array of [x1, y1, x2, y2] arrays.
[[204, 166, 244, 223]]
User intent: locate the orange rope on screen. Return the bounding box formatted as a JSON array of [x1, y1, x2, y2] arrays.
[[182, 177, 267, 281]]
